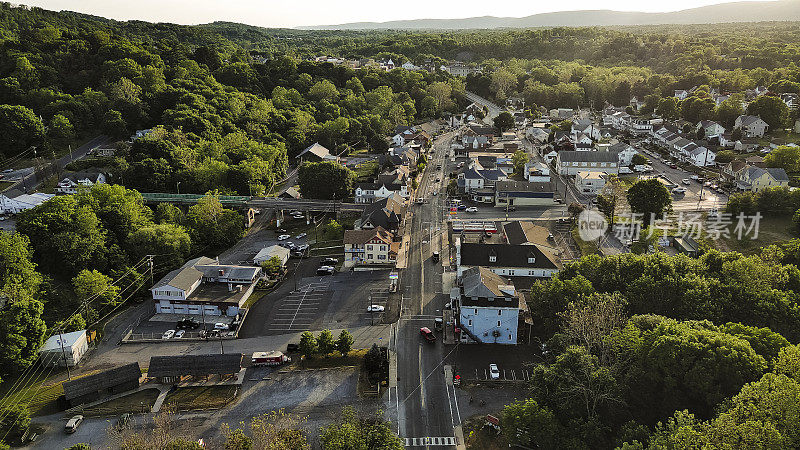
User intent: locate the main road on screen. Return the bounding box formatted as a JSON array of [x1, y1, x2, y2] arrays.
[[391, 130, 462, 447], [465, 91, 502, 125]]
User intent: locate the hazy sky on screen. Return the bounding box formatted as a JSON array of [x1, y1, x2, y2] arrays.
[[20, 0, 777, 28]]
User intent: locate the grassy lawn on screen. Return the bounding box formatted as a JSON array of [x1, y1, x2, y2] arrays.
[[717, 215, 796, 254], [296, 349, 368, 370], [571, 228, 600, 256], [80, 388, 160, 416], [243, 289, 270, 308], [0, 369, 99, 416], [164, 385, 238, 411], [353, 160, 379, 182]]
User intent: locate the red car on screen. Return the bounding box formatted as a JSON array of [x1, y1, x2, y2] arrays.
[[420, 327, 436, 342]]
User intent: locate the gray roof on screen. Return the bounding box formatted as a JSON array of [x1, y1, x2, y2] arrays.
[[151, 256, 215, 291], [148, 354, 243, 378], [673, 138, 692, 148], [63, 363, 140, 401], [297, 142, 332, 159], [608, 142, 633, 152], [460, 267, 520, 308], [738, 115, 766, 127], [558, 151, 619, 163]]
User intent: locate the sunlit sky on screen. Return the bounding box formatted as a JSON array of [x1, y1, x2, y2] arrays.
[[20, 0, 779, 28]]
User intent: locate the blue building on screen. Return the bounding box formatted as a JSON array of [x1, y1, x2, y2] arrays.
[[453, 267, 521, 345]]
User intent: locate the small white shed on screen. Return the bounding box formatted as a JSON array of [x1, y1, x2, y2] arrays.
[[39, 330, 89, 367], [253, 245, 290, 266]]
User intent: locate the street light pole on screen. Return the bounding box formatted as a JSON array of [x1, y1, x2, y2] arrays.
[[176, 181, 181, 195]]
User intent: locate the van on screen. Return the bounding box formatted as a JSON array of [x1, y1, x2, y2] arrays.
[[432, 251, 440, 262]]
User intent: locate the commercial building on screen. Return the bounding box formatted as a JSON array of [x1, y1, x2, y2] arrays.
[[453, 267, 522, 344]]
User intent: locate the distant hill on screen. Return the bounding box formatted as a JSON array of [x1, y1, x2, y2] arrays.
[[299, 0, 800, 30]]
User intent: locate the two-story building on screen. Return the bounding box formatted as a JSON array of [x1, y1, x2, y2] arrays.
[[735, 115, 769, 138], [556, 151, 620, 176], [735, 166, 790, 192], [453, 267, 522, 345], [575, 171, 606, 194], [354, 182, 408, 203], [150, 257, 261, 317], [455, 236, 561, 278], [55, 172, 107, 194], [343, 227, 397, 268], [697, 120, 726, 138]]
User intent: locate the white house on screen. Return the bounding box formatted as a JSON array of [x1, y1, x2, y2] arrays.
[[609, 142, 637, 166], [55, 172, 107, 194], [454, 267, 521, 345], [39, 330, 89, 367], [674, 89, 689, 100], [735, 115, 769, 138], [455, 237, 561, 278], [524, 161, 550, 182], [685, 146, 716, 167], [0, 193, 54, 214], [573, 133, 594, 150], [401, 61, 417, 71], [150, 256, 261, 317], [575, 171, 606, 194], [253, 245, 290, 267], [697, 120, 725, 138], [343, 227, 396, 268], [354, 182, 408, 203], [571, 119, 601, 140]]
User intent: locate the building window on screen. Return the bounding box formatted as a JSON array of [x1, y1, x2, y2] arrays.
[[366, 245, 372, 251], [489, 255, 497, 263], [468, 320, 472, 326], [528, 257, 536, 264], [497, 320, 501, 327], [498, 310, 502, 315], [367, 254, 373, 259], [475, 309, 478, 315]]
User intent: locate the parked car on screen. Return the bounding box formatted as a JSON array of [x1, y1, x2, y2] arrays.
[[162, 330, 175, 340], [367, 305, 385, 312], [65, 415, 84, 434], [465, 207, 478, 213], [682, 179, 691, 185], [213, 323, 229, 331], [489, 364, 500, 380], [176, 318, 200, 330], [669, 163, 678, 169], [434, 317, 443, 331], [174, 330, 186, 338], [278, 234, 290, 240], [457, 204, 467, 211], [295, 233, 307, 239], [690, 175, 700, 181], [317, 265, 335, 275], [420, 327, 436, 342]]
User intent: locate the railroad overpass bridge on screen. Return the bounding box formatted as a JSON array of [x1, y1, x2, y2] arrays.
[[139, 193, 367, 214]]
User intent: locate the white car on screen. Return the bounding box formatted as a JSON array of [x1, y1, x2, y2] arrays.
[[174, 330, 186, 338], [489, 364, 500, 380], [278, 234, 290, 240], [295, 232, 307, 239], [690, 175, 700, 181], [672, 187, 687, 194], [465, 207, 478, 213], [367, 305, 385, 312], [214, 323, 229, 331], [682, 179, 691, 185], [162, 329, 175, 340]]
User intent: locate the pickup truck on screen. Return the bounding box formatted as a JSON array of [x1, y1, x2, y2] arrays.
[[251, 351, 291, 366]]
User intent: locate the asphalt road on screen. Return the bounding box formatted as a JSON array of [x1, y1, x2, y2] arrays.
[[464, 91, 501, 125], [392, 130, 460, 445]]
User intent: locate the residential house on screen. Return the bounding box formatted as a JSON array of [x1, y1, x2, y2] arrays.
[[745, 155, 766, 167], [556, 151, 620, 176], [685, 146, 716, 167], [571, 119, 601, 140], [297, 142, 339, 163], [441, 62, 479, 76], [674, 89, 690, 100], [454, 267, 522, 344], [722, 160, 748, 181], [525, 127, 550, 144], [502, 221, 559, 253], [279, 186, 301, 199], [524, 161, 550, 182], [575, 171, 607, 194], [55, 172, 107, 194], [356, 193, 405, 233], [150, 256, 261, 317], [735, 139, 760, 152], [735, 115, 769, 138], [401, 61, 418, 71], [735, 166, 790, 192], [354, 182, 408, 203], [343, 226, 396, 268], [609, 142, 637, 166], [455, 237, 561, 278], [573, 133, 594, 150], [494, 180, 554, 208], [549, 108, 575, 120], [697, 120, 725, 138], [458, 165, 507, 194], [629, 119, 653, 135], [0, 193, 54, 214]]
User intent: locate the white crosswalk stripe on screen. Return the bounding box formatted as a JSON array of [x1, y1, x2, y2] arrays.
[[403, 436, 456, 447]]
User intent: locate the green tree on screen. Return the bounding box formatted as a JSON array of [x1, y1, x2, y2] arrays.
[[317, 329, 335, 356], [154, 203, 185, 225], [764, 145, 800, 173], [631, 153, 648, 167], [0, 404, 30, 439], [186, 193, 244, 249], [308, 80, 339, 102], [596, 193, 618, 225], [65, 445, 92, 450], [0, 231, 41, 302], [260, 256, 283, 277], [320, 407, 403, 450], [48, 114, 74, 148], [298, 161, 354, 200], [0, 298, 46, 381], [72, 269, 121, 309], [0, 104, 45, 157], [626, 179, 672, 227], [656, 97, 679, 120], [512, 150, 529, 176], [336, 330, 354, 356], [747, 94, 790, 129], [127, 223, 192, 270], [101, 109, 127, 137], [715, 150, 737, 164], [715, 93, 744, 128], [502, 399, 573, 450], [494, 111, 515, 133], [299, 331, 317, 358]]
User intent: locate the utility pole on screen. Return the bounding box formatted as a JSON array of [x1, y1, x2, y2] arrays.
[[58, 331, 71, 380]]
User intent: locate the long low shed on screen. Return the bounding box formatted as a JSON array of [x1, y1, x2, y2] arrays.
[[148, 354, 243, 382], [62, 362, 141, 407]]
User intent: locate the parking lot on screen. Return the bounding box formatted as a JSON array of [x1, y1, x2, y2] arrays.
[[451, 343, 539, 382]]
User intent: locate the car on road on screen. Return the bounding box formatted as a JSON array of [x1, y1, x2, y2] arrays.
[[286, 343, 300, 353], [507, 206, 517, 211], [2, 168, 13, 173], [690, 175, 700, 181], [295, 232, 307, 239], [174, 330, 186, 338], [420, 327, 436, 342], [278, 234, 290, 240], [213, 322, 229, 331], [672, 187, 687, 194], [162, 330, 175, 340], [367, 305, 385, 312], [65, 415, 84, 433], [456, 204, 467, 211], [432, 251, 440, 262], [321, 257, 339, 265], [489, 364, 500, 380], [317, 265, 335, 275], [669, 163, 678, 169], [465, 207, 478, 213], [432, 191, 437, 196], [682, 179, 691, 185], [435, 177, 441, 182]]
